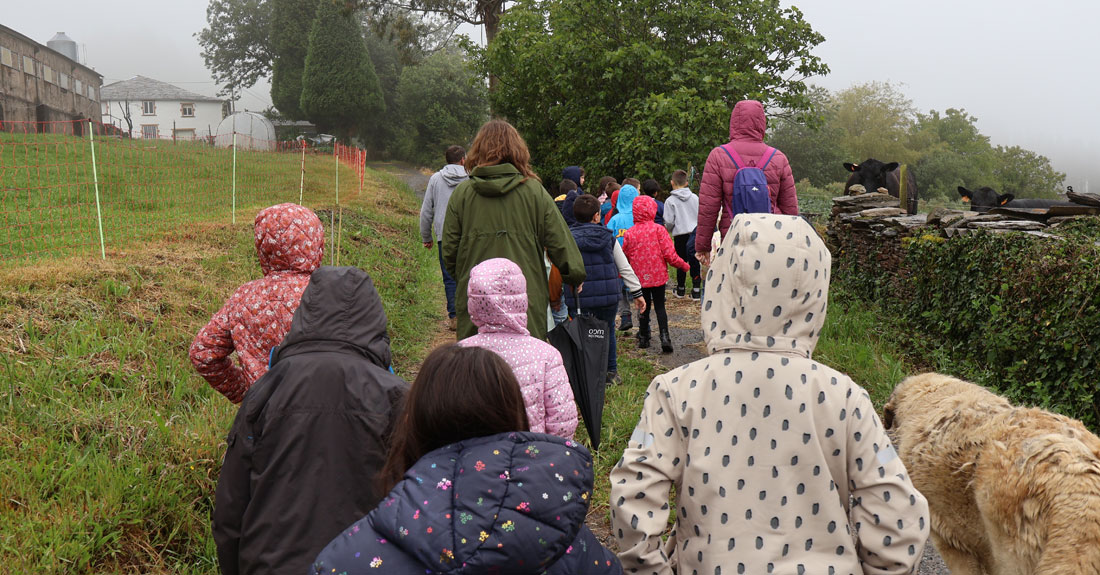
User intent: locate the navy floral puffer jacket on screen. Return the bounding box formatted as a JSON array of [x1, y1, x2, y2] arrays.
[[311, 432, 621, 575]]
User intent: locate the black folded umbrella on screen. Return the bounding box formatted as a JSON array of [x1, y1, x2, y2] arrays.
[[548, 309, 610, 450]]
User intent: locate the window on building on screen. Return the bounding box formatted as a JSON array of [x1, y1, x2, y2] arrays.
[[89, 86, 97, 101], [43, 65, 54, 84], [0, 47, 12, 68], [174, 128, 196, 140], [59, 73, 70, 90], [23, 56, 35, 76], [141, 125, 158, 139], [180, 103, 195, 117], [74, 79, 83, 96], [142, 101, 155, 115]]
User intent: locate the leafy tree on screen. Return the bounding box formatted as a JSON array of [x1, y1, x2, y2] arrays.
[[832, 81, 918, 166], [990, 145, 1065, 199], [360, 7, 455, 155], [362, 5, 456, 65], [480, 0, 828, 179], [271, 0, 320, 119], [394, 48, 488, 165], [351, 0, 508, 45], [363, 33, 405, 155], [197, 0, 273, 97], [300, 1, 386, 138], [908, 109, 996, 200], [768, 86, 849, 187]]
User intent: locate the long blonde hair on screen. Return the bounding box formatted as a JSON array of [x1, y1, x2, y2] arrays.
[[465, 119, 540, 181]]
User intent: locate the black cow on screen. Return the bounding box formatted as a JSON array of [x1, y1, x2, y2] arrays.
[[957, 186, 1078, 213], [843, 159, 919, 214]]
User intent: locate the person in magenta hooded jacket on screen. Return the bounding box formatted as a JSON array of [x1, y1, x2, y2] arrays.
[[458, 258, 578, 439], [695, 100, 798, 264]]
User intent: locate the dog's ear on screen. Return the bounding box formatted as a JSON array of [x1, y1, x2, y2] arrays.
[[882, 398, 896, 430]]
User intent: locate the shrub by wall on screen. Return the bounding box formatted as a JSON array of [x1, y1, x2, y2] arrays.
[[835, 217, 1100, 428]]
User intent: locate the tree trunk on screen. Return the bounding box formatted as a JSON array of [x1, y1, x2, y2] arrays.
[[481, 0, 503, 97]]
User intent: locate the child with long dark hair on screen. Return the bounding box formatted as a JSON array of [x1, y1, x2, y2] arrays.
[[312, 344, 620, 575]]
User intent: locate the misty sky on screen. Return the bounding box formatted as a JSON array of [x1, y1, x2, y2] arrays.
[[7, 0, 1097, 191]]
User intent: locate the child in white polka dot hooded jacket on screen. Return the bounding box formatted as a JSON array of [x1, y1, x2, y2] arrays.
[[610, 214, 930, 575]]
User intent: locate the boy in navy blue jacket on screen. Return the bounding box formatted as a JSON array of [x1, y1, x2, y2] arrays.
[[566, 194, 645, 385]]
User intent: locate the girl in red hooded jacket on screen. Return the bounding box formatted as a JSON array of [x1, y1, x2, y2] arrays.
[[189, 203, 324, 403], [622, 195, 689, 354]]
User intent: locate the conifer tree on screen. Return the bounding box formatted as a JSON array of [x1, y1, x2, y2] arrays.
[[300, 1, 386, 138], [270, 0, 319, 119]]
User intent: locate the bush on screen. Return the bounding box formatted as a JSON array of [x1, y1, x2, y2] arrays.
[[796, 178, 843, 226], [839, 225, 1100, 427]]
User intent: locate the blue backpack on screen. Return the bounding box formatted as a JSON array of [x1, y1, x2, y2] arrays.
[[719, 144, 776, 215]]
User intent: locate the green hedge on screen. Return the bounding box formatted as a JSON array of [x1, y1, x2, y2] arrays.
[[836, 219, 1100, 428]]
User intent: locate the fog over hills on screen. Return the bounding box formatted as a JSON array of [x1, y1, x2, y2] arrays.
[[791, 0, 1100, 194]]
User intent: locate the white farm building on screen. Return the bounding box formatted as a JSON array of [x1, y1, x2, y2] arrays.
[[100, 75, 227, 140]]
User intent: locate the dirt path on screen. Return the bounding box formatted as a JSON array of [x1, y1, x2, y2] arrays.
[[368, 161, 433, 199], [607, 284, 950, 574]]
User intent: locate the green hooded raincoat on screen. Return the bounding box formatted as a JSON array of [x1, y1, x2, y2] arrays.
[[443, 163, 585, 340]]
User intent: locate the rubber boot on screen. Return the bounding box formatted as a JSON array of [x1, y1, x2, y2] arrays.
[[637, 331, 651, 349], [660, 329, 673, 354], [619, 312, 633, 332]]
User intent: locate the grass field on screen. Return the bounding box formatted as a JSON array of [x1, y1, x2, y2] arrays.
[[0, 132, 354, 261], [0, 159, 441, 573]]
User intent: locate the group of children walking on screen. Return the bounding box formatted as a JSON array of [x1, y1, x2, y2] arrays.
[[555, 168, 703, 384], [189, 110, 930, 575]]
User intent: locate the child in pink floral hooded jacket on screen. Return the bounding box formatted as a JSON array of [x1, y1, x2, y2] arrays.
[[459, 257, 578, 439], [189, 203, 324, 403]]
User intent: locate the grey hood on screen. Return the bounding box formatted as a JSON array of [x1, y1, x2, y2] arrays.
[[668, 187, 694, 202], [438, 162, 468, 186], [273, 266, 391, 369], [701, 214, 830, 357]]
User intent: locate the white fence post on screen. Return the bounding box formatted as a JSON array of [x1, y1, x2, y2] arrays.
[[231, 131, 238, 224], [88, 121, 106, 260], [331, 146, 338, 265], [299, 144, 305, 205]]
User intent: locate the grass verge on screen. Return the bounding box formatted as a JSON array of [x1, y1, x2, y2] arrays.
[[0, 167, 440, 574]]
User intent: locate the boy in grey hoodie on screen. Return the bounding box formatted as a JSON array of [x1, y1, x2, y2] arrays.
[[419, 145, 468, 329], [663, 169, 701, 299]]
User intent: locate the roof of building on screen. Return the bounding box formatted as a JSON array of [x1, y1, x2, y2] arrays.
[[0, 23, 103, 78], [101, 76, 224, 103]]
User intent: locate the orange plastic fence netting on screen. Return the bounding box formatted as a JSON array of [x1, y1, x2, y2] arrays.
[[0, 120, 366, 263]]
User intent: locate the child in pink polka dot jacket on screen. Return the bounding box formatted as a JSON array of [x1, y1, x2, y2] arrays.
[[611, 214, 930, 575], [459, 257, 578, 439]]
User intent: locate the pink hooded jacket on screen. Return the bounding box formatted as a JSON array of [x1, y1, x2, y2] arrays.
[[189, 203, 324, 403], [695, 100, 798, 253], [458, 258, 578, 439], [623, 196, 689, 289]]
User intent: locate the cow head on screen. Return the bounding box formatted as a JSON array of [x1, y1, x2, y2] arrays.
[[957, 186, 1013, 212], [843, 159, 899, 195]]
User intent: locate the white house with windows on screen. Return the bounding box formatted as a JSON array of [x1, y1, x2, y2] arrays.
[[100, 75, 226, 140]]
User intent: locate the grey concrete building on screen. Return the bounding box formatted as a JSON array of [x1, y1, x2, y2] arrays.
[[0, 25, 103, 134]]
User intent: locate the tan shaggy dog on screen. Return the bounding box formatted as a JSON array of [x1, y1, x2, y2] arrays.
[[883, 373, 1100, 575]]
